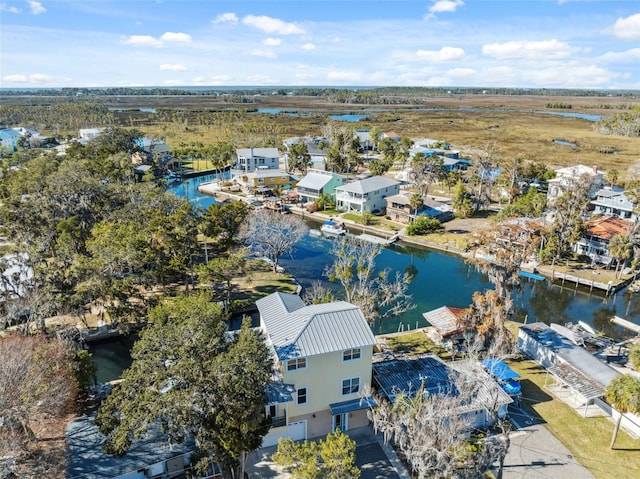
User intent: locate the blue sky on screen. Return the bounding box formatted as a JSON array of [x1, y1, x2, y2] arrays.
[[1, 0, 639, 89]]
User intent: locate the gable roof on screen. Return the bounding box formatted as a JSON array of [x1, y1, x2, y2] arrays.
[[422, 306, 465, 337], [296, 171, 338, 190], [236, 147, 280, 159], [336, 176, 400, 194], [257, 292, 376, 361]]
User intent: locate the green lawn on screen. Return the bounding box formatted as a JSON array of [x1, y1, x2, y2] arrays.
[[384, 332, 452, 360], [508, 358, 640, 479]]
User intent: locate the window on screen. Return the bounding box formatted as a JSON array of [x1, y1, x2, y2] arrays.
[[343, 348, 361, 361], [342, 377, 360, 395], [287, 358, 306, 371], [297, 387, 307, 405]]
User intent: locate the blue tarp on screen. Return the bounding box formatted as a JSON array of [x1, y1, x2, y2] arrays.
[[481, 358, 521, 381]]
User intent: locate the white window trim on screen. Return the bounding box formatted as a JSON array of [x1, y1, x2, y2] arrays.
[[297, 386, 308, 405], [342, 348, 362, 362], [286, 357, 307, 372], [341, 376, 360, 396]]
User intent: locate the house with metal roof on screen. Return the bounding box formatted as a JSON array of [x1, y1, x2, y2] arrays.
[[372, 355, 512, 430], [335, 176, 401, 214], [518, 323, 620, 410], [295, 168, 344, 204], [256, 292, 377, 446]]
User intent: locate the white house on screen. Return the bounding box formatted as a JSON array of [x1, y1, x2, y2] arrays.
[[335, 176, 401, 214], [547, 164, 605, 201], [573, 215, 633, 265], [234, 147, 280, 172], [591, 187, 637, 222], [256, 292, 377, 446]]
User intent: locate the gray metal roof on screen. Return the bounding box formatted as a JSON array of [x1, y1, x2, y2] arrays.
[[236, 147, 280, 159], [547, 363, 604, 401], [336, 176, 400, 194], [519, 322, 620, 389], [257, 293, 376, 361], [296, 171, 334, 190]]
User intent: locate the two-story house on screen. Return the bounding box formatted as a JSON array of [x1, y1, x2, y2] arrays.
[[335, 176, 401, 214], [233, 169, 298, 194], [547, 164, 605, 201], [234, 147, 280, 172], [295, 169, 344, 205], [386, 191, 453, 224], [573, 215, 633, 265], [591, 187, 637, 222], [283, 136, 329, 171], [256, 292, 377, 447]]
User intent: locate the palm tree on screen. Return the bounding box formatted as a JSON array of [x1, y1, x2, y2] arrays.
[[605, 374, 640, 449], [609, 234, 633, 278]]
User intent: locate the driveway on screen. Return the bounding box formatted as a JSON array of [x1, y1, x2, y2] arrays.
[[245, 425, 409, 479]]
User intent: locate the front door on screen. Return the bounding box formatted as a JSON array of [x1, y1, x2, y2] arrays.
[[332, 413, 347, 432]]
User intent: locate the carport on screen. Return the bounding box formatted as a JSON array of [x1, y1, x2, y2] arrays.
[[544, 362, 604, 417]]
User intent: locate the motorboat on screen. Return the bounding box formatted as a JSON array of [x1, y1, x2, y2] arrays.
[[321, 220, 346, 236]]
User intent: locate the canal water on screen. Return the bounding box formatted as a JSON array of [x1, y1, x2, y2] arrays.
[[91, 174, 640, 381]]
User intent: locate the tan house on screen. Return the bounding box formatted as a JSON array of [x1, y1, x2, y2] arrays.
[[256, 292, 377, 446], [234, 169, 298, 195]]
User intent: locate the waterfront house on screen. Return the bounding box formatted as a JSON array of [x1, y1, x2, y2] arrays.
[[256, 292, 377, 446], [386, 192, 453, 224], [234, 147, 280, 172], [372, 355, 512, 430], [591, 187, 637, 222], [547, 164, 605, 201], [295, 169, 344, 205], [335, 176, 401, 214], [422, 306, 467, 351], [233, 169, 298, 195], [0, 128, 21, 152], [572, 215, 633, 266]]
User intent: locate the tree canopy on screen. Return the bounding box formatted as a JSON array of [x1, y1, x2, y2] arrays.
[[95, 292, 273, 477]]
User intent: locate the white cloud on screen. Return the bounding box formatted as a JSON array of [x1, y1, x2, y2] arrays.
[[121, 32, 191, 48], [160, 64, 187, 71], [606, 13, 640, 40], [425, 0, 463, 19], [429, 0, 464, 14], [263, 38, 282, 46], [447, 67, 476, 77], [416, 46, 465, 62], [27, 0, 45, 15], [301, 43, 315, 50], [247, 74, 273, 83], [249, 49, 277, 58], [0, 3, 21, 13], [598, 48, 640, 64], [482, 39, 580, 60], [210, 75, 232, 84], [327, 70, 362, 82], [242, 15, 305, 35], [212, 12, 238, 25], [160, 32, 192, 44], [2, 72, 55, 83], [122, 35, 164, 48]]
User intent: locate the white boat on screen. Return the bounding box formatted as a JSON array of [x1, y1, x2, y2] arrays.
[[321, 220, 346, 236]]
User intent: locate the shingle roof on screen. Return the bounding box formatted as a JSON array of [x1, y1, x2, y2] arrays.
[[336, 176, 400, 194], [257, 292, 376, 361], [586, 215, 632, 240]]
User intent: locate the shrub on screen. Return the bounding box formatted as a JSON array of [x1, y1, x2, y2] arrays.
[[406, 216, 442, 236]]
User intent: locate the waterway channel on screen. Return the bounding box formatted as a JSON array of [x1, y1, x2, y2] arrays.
[[90, 174, 640, 382]]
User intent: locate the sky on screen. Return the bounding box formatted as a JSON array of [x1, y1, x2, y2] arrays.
[[1, 0, 639, 90]]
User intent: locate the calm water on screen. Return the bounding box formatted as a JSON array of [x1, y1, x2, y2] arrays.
[[165, 172, 226, 209], [280, 230, 640, 337]]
